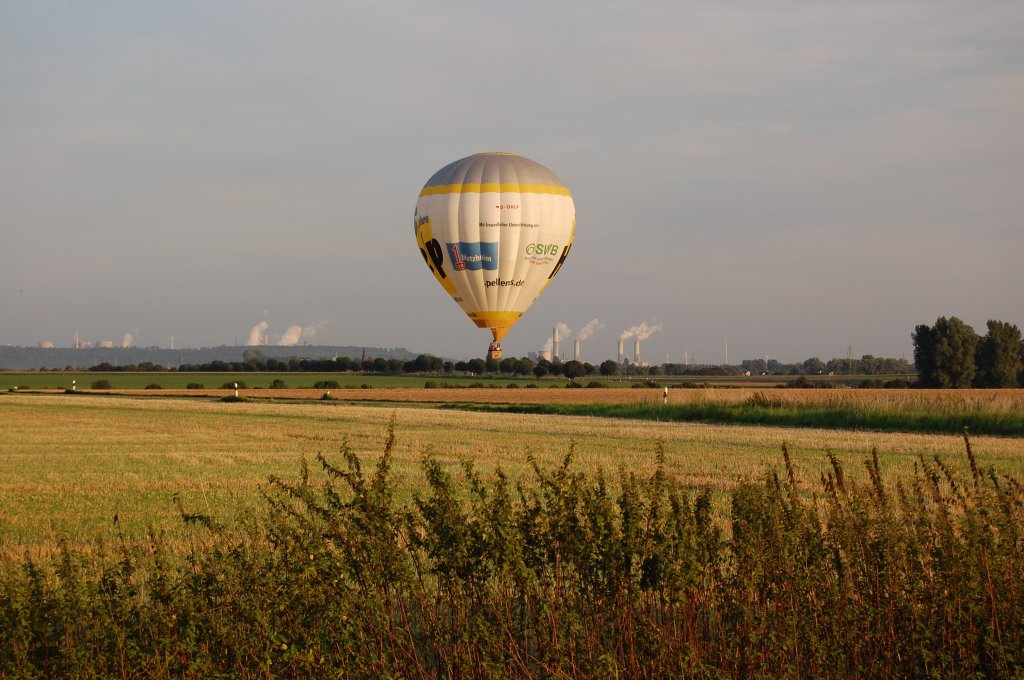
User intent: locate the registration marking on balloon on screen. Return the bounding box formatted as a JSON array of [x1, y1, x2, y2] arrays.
[[414, 153, 575, 350]]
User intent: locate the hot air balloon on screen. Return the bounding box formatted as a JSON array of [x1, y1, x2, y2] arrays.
[[414, 152, 575, 360]]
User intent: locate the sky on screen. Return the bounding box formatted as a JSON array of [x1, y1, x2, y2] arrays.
[[2, 1, 1022, 364]]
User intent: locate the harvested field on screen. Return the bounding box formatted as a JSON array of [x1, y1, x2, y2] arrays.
[[32, 385, 1024, 410], [2, 393, 1021, 558]]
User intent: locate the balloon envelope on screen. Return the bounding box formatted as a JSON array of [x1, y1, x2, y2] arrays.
[[414, 152, 575, 343]]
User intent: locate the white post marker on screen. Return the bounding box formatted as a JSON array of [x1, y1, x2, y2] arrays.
[[72, 380, 76, 392], [663, 386, 668, 404], [234, 382, 238, 398]]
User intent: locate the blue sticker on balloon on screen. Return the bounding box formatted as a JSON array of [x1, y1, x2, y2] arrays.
[[446, 242, 499, 271]]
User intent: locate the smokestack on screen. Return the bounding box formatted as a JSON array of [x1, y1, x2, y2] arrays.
[[553, 327, 559, 362], [618, 339, 625, 363], [574, 339, 580, 362], [634, 339, 641, 365]]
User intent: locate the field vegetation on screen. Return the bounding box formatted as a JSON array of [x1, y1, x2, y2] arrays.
[[2, 390, 1022, 675], [1, 369, 916, 392], [453, 389, 1024, 436], [1, 415, 1021, 677], [2, 393, 1022, 557], [10, 379, 1020, 436]]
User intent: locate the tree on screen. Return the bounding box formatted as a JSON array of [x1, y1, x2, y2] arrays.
[[562, 360, 585, 380], [802, 357, 825, 374], [515, 357, 535, 376], [912, 316, 979, 388], [974, 320, 1023, 388], [599, 359, 619, 376]]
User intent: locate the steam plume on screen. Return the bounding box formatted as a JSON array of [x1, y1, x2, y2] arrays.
[[636, 323, 661, 341], [121, 333, 134, 348], [620, 322, 662, 342], [554, 323, 572, 342], [247, 321, 269, 346], [576, 318, 604, 341], [279, 325, 303, 346]]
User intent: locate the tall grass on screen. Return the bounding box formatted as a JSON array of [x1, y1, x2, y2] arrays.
[[445, 391, 1024, 436], [1, 426, 1021, 677]]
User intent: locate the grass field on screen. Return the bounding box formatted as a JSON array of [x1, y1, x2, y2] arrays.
[[1, 371, 480, 390], [2, 392, 1021, 559], [2, 390, 1022, 676], [0, 370, 911, 391]]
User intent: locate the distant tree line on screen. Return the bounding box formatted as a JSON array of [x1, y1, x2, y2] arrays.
[[654, 355, 910, 378], [913, 317, 1023, 388], [71, 319, 1023, 389], [86, 351, 602, 380], [81, 349, 920, 383]]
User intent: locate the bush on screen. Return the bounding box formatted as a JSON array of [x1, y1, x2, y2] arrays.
[[144, 383, 162, 390], [90, 379, 112, 389], [506, 383, 520, 389], [360, 383, 372, 389], [314, 380, 341, 389], [565, 381, 582, 388], [186, 383, 205, 389], [219, 395, 248, 403], [745, 391, 786, 408], [221, 381, 247, 389], [585, 380, 607, 388], [269, 379, 287, 389]]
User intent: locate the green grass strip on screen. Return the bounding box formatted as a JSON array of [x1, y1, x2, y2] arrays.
[[439, 400, 1024, 436]]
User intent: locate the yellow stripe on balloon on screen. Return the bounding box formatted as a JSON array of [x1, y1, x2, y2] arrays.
[[419, 183, 572, 197]]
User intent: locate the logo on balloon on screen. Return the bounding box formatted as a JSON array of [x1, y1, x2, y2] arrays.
[[447, 241, 498, 271], [524, 242, 560, 265], [525, 243, 559, 256], [485, 278, 525, 288]]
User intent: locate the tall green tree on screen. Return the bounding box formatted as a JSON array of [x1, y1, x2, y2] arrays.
[[912, 316, 979, 388], [562, 360, 586, 380], [974, 320, 1023, 388]]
